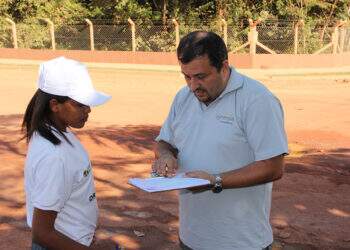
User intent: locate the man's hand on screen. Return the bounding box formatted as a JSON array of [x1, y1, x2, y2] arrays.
[[185, 171, 215, 193], [152, 140, 179, 177], [152, 153, 178, 177], [185, 170, 215, 184]]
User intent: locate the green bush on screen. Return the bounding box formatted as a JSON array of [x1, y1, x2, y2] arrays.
[[0, 18, 13, 48]]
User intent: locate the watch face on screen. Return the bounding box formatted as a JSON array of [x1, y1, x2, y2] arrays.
[[213, 183, 223, 193], [213, 175, 223, 193], [213, 187, 222, 193]]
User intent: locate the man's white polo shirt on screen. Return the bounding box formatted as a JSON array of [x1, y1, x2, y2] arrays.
[[157, 68, 288, 250], [25, 129, 98, 246]]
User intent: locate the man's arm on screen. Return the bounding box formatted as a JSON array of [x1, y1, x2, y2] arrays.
[[220, 154, 284, 188], [152, 140, 179, 176], [186, 154, 285, 190], [32, 208, 93, 250]]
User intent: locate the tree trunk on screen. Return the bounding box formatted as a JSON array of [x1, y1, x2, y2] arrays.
[[162, 0, 167, 30], [320, 0, 338, 42], [217, 0, 227, 19]]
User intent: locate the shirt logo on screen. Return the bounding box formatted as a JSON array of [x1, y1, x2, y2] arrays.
[[89, 192, 96, 202], [216, 114, 234, 124], [83, 166, 92, 177]]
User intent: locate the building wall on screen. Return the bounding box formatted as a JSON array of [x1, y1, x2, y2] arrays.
[[0, 48, 349, 68]]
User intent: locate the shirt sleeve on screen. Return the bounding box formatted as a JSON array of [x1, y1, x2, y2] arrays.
[[32, 153, 73, 212], [244, 94, 289, 161], [155, 98, 177, 147]]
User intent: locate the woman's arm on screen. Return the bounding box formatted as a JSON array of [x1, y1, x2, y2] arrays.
[[32, 208, 91, 250]]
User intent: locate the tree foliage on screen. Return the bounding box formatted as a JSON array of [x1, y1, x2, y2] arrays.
[[0, 0, 349, 51], [2, 0, 348, 24]]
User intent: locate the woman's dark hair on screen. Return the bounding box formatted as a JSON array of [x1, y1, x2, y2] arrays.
[[22, 89, 70, 145], [177, 31, 228, 71]]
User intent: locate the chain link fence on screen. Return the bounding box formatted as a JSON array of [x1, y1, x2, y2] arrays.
[[0, 18, 349, 54], [0, 19, 12, 48], [257, 21, 295, 54], [299, 26, 333, 54], [56, 24, 90, 50], [94, 24, 131, 51], [17, 21, 50, 49], [91, 20, 131, 51], [227, 25, 249, 53], [136, 21, 176, 52]]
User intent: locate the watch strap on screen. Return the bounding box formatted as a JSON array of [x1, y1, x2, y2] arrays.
[[212, 174, 223, 193]]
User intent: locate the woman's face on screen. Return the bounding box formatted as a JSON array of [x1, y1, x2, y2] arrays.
[[49, 98, 91, 131]]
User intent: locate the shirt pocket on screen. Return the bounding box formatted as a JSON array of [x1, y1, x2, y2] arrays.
[[171, 112, 201, 150], [215, 113, 247, 143]]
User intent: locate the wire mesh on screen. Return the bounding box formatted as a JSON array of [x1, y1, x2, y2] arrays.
[[342, 27, 350, 52], [298, 26, 333, 54], [136, 23, 176, 52], [178, 20, 222, 39], [0, 19, 348, 54], [16, 22, 51, 49], [0, 19, 13, 48], [56, 24, 90, 50], [226, 25, 249, 53], [256, 21, 295, 54], [94, 23, 131, 51]]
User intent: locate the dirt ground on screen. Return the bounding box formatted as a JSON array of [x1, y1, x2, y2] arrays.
[[0, 63, 349, 250]]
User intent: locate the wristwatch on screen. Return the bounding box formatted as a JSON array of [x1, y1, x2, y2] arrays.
[[212, 174, 223, 193]]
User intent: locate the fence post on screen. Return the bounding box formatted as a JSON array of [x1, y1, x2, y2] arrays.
[[221, 18, 227, 46], [294, 20, 304, 54], [248, 19, 259, 55], [85, 18, 94, 51], [43, 18, 55, 50], [172, 19, 180, 49], [332, 27, 339, 54], [338, 21, 347, 53], [128, 18, 136, 52], [331, 21, 347, 54], [5, 18, 18, 49], [332, 23, 342, 54]]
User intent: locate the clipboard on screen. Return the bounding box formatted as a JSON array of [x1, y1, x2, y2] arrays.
[[128, 176, 210, 193]]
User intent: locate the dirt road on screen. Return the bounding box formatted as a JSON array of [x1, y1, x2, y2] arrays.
[[0, 64, 349, 249]]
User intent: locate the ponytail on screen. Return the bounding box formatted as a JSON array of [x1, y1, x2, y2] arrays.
[[22, 89, 70, 145]]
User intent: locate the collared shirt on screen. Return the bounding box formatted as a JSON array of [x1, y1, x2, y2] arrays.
[[25, 129, 98, 246], [156, 68, 288, 250]]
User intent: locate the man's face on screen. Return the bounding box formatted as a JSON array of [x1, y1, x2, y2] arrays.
[[50, 99, 91, 131], [180, 55, 229, 105]]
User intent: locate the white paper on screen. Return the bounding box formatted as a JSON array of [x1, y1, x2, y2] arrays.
[[128, 175, 210, 192]]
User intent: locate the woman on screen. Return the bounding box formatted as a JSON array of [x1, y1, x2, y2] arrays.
[[22, 57, 111, 250]]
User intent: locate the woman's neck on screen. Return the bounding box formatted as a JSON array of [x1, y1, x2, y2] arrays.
[[48, 114, 67, 132]]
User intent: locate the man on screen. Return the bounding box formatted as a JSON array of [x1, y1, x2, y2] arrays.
[[152, 31, 288, 250]]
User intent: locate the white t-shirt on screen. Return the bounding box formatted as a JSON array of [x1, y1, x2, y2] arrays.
[[24, 128, 98, 246], [157, 68, 288, 250]]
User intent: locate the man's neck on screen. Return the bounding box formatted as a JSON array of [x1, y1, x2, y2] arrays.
[[204, 67, 231, 106]]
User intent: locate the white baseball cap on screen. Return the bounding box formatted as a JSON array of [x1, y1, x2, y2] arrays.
[[38, 57, 111, 106]]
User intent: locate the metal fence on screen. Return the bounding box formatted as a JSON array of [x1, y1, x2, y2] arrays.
[[1, 18, 349, 54]]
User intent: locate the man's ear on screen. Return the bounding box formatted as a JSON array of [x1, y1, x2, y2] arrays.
[[222, 59, 229, 70], [221, 59, 229, 74], [49, 99, 60, 113]]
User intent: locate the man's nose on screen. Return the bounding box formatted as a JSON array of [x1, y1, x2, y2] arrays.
[[85, 106, 91, 114], [188, 78, 200, 91]]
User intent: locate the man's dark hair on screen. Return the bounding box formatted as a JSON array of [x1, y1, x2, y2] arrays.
[[22, 89, 70, 145], [177, 31, 228, 71]]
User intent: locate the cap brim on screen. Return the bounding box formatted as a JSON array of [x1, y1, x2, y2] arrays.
[[70, 91, 111, 107]]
